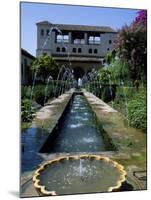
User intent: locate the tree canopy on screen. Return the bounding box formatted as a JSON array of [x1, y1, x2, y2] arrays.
[[32, 55, 59, 82], [114, 10, 147, 82]]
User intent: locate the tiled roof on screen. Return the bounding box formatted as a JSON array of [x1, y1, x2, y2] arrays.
[[36, 21, 117, 33]]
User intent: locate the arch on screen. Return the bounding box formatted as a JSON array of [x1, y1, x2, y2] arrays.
[[73, 48, 76, 53], [89, 48, 92, 54], [94, 49, 98, 54], [56, 47, 60, 52], [73, 67, 85, 80], [40, 29, 44, 36], [78, 48, 82, 53], [62, 47, 66, 52]]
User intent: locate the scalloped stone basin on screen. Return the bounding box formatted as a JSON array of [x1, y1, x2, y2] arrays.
[[33, 155, 126, 196]]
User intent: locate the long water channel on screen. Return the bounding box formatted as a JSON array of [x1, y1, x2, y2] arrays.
[[41, 94, 106, 153], [22, 94, 107, 172]]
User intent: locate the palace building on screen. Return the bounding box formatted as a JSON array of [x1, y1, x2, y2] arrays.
[[36, 21, 117, 79]]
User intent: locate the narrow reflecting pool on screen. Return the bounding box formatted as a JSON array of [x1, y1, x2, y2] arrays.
[[41, 94, 106, 153]]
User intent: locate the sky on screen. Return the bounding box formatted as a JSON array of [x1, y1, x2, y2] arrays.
[[21, 2, 140, 56]]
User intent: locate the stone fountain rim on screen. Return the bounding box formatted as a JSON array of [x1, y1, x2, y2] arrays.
[[33, 154, 127, 196]]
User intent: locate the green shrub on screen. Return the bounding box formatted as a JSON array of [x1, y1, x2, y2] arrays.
[[99, 69, 111, 84], [21, 81, 72, 106], [32, 85, 46, 105], [123, 87, 137, 99], [53, 80, 71, 97], [21, 84, 54, 105], [102, 86, 112, 102], [101, 85, 116, 103], [116, 87, 137, 100], [128, 91, 147, 131], [110, 59, 130, 84], [21, 99, 35, 122], [21, 86, 32, 99]]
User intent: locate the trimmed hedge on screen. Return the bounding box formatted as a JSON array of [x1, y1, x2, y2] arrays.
[[21, 81, 71, 105], [128, 90, 147, 131], [86, 82, 117, 102]]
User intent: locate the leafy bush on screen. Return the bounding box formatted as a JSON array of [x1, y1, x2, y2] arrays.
[[85, 81, 117, 102], [21, 81, 72, 106], [116, 86, 145, 101], [32, 85, 46, 105], [128, 90, 147, 131], [21, 99, 35, 122], [31, 55, 59, 81], [88, 81, 97, 94], [21, 86, 32, 99], [115, 10, 147, 82], [99, 69, 112, 84], [21, 84, 54, 105], [110, 59, 130, 84], [101, 86, 111, 102], [116, 86, 137, 100], [52, 80, 72, 97], [101, 85, 117, 103], [33, 84, 57, 105]]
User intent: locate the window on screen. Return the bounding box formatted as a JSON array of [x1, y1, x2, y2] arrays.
[[94, 49, 98, 54], [107, 48, 110, 51], [56, 35, 62, 43], [74, 39, 80, 44], [72, 32, 85, 44], [46, 29, 50, 36], [73, 48, 76, 53], [63, 35, 69, 43], [56, 47, 60, 52], [81, 39, 85, 44], [62, 47, 66, 52], [73, 39, 85, 44], [94, 37, 101, 44], [89, 36, 94, 44], [40, 29, 44, 36], [88, 36, 101, 44], [78, 48, 82, 53], [89, 49, 92, 54], [56, 35, 69, 43], [109, 40, 112, 44]]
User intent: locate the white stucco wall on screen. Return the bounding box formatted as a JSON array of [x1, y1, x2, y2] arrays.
[[36, 23, 117, 58]]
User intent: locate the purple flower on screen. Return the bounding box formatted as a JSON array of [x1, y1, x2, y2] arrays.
[[133, 10, 147, 29]]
